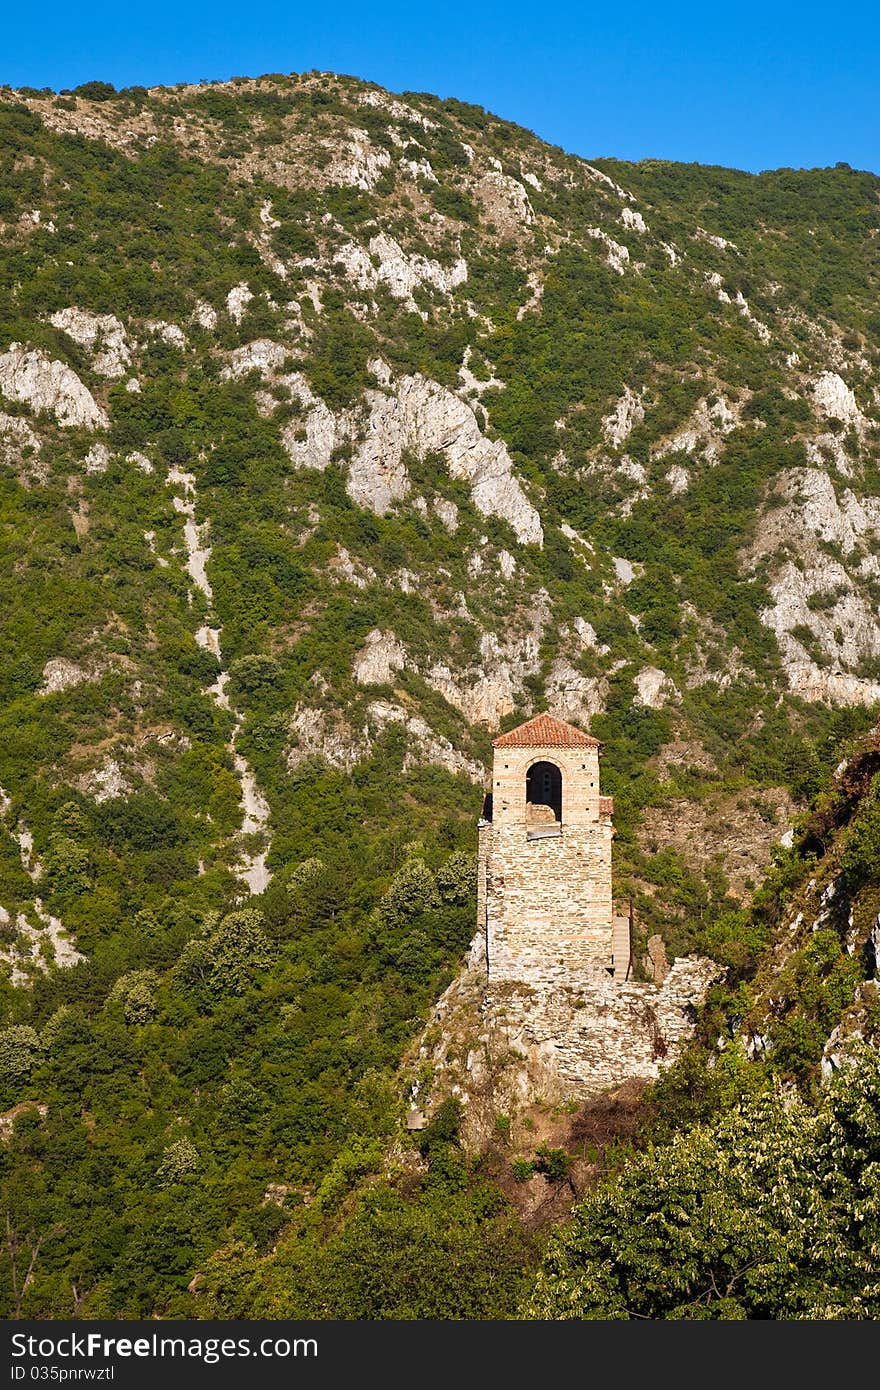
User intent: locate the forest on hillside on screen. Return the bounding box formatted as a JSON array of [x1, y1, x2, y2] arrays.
[[1, 72, 879, 1318]]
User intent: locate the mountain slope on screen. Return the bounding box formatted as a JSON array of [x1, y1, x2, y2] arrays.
[[0, 70, 879, 1317]]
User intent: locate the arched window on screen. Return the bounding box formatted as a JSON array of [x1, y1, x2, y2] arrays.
[[526, 760, 562, 822]]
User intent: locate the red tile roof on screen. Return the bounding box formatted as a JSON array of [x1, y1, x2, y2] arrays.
[[492, 714, 602, 749]]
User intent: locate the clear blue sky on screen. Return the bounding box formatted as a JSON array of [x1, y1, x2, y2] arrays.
[[3, 1, 879, 174]]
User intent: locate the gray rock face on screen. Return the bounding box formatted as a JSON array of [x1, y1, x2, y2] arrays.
[[280, 366, 543, 545], [335, 232, 467, 311], [352, 629, 409, 686], [354, 373, 543, 544], [0, 412, 45, 482], [748, 467, 880, 705], [0, 345, 108, 429], [414, 937, 721, 1116], [40, 658, 92, 694], [286, 699, 483, 782], [634, 666, 677, 709], [221, 339, 288, 380], [602, 385, 645, 448], [49, 307, 132, 378]]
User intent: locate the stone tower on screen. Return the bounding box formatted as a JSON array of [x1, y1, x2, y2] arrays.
[[477, 713, 621, 987]]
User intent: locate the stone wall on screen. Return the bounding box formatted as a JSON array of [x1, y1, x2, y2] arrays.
[[486, 822, 614, 983], [411, 939, 722, 1126], [485, 957, 721, 1098]]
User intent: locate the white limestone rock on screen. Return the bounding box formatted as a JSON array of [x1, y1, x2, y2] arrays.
[[0, 345, 108, 429], [143, 320, 187, 349], [812, 371, 866, 429], [353, 374, 542, 544], [497, 550, 516, 581], [516, 269, 544, 321], [0, 412, 45, 483], [80, 758, 130, 803], [48, 307, 131, 378], [620, 207, 648, 234], [326, 546, 377, 590], [695, 227, 737, 251], [127, 451, 153, 474], [805, 433, 853, 479], [322, 127, 392, 190], [356, 90, 439, 131], [221, 339, 288, 380], [283, 368, 541, 545], [653, 395, 740, 462], [545, 657, 607, 723], [426, 614, 546, 727], [84, 441, 112, 474], [366, 700, 484, 782], [586, 227, 630, 274], [434, 498, 459, 533], [226, 283, 254, 323], [573, 617, 602, 649], [348, 388, 414, 514], [335, 233, 467, 311], [602, 386, 645, 448], [476, 170, 534, 233], [280, 373, 340, 472], [353, 629, 408, 686], [666, 463, 690, 494], [287, 706, 366, 773], [40, 658, 90, 694], [634, 666, 677, 709], [192, 300, 218, 330]]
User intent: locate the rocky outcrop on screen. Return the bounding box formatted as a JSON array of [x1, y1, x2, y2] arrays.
[[78, 757, 130, 802], [321, 127, 392, 190], [84, 442, 112, 474], [40, 658, 95, 695], [634, 666, 677, 709], [586, 227, 631, 274], [0, 345, 108, 429], [360, 373, 542, 544], [366, 700, 483, 781], [426, 612, 547, 726], [475, 169, 534, 235], [352, 629, 408, 686], [286, 700, 483, 782], [602, 385, 645, 448], [748, 468, 880, 703], [281, 368, 543, 545], [143, 319, 187, 349], [335, 233, 467, 311], [410, 937, 721, 1125], [221, 339, 288, 380], [0, 412, 45, 483], [48, 307, 132, 377], [281, 373, 340, 471], [545, 658, 607, 724], [812, 371, 868, 430], [226, 283, 254, 323], [653, 394, 741, 463]]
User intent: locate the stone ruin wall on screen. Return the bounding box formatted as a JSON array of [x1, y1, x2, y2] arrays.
[[484, 956, 721, 1099]]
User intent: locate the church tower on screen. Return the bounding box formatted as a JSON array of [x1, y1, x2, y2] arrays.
[[477, 713, 621, 987]]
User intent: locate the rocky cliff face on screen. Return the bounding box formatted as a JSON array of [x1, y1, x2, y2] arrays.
[[0, 72, 879, 976]]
